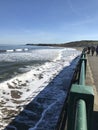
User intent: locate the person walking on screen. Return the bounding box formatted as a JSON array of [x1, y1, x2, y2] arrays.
[[87, 46, 91, 54], [91, 46, 95, 56], [96, 45, 98, 56]]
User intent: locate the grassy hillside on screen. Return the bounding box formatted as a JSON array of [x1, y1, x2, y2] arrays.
[[26, 40, 98, 48], [62, 40, 98, 47]]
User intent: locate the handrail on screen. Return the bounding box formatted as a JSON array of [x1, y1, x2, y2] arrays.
[[79, 58, 85, 85], [74, 53, 88, 130], [67, 52, 94, 130], [75, 99, 87, 130]]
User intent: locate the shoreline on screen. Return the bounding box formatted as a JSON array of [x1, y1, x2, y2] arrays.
[[0, 48, 81, 129]]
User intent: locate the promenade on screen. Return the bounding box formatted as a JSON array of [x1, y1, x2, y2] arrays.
[[86, 54, 98, 129]]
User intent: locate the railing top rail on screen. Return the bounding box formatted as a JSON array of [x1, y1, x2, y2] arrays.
[[67, 51, 94, 130]]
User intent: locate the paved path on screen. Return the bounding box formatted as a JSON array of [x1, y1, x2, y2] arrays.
[[87, 55, 98, 130]]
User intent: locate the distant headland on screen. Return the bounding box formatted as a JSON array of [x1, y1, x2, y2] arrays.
[[26, 40, 98, 48]]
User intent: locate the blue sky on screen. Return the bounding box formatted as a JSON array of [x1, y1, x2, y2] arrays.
[[0, 0, 98, 44]]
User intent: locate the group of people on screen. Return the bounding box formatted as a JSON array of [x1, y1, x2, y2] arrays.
[[84, 45, 98, 56]]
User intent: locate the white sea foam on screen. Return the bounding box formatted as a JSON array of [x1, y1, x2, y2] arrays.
[[14, 49, 23, 52], [0, 48, 81, 129], [6, 48, 28, 52], [23, 48, 28, 51], [0, 49, 62, 62], [6, 49, 14, 52]]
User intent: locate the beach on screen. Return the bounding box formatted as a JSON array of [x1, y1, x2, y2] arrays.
[[0, 46, 81, 130]]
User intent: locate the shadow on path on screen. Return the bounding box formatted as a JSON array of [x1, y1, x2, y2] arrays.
[[92, 111, 98, 130]]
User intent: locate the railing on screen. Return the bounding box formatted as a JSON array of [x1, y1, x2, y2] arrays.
[[75, 99, 87, 130], [67, 52, 94, 130], [74, 53, 87, 130]]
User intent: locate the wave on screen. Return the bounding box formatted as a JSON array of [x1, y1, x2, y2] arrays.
[[0, 48, 81, 81], [0, 49, 62, 62], [0, 48, 63, 82], [0, 48, 29, 53], [0, 48, 81, 129]]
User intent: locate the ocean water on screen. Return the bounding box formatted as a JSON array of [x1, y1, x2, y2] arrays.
[[0, 45, 61, 82], [0, 45, 81, 130]]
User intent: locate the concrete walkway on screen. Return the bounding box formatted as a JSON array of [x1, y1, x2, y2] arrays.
[[86, 55, 98, 130]]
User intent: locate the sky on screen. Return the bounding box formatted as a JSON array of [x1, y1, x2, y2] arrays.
[[0, 0, 98, 44]]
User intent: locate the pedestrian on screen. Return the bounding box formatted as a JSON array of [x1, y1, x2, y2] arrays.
[[87, 46, 91, 54], [96, 45, 98, 56], [91, 46, 95, 56], [83, 47, 88, 54]]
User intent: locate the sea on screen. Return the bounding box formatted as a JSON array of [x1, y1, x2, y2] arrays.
[[0, 44, 81, 130], [0, 44, 62, 82]]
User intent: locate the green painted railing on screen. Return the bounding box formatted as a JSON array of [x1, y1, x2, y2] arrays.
[[75, 99, 87, 130], [79, 59, 85, 85], [67, 52, 94, 130], [75, 53, 87, 130]]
